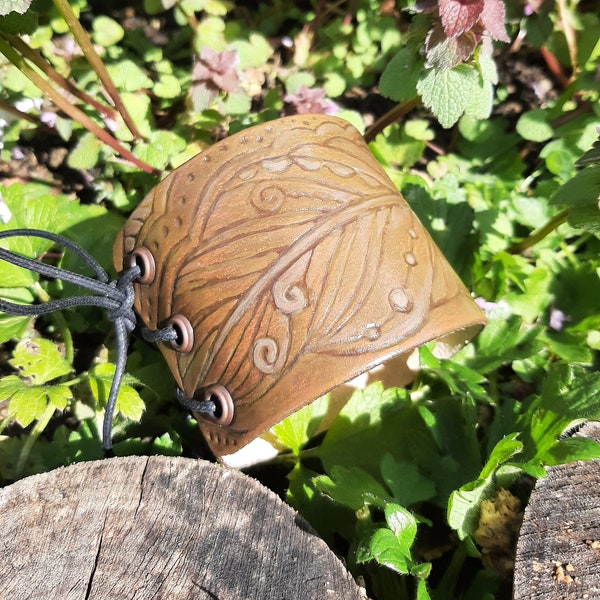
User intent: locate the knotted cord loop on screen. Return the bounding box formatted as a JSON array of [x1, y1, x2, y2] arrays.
[[140, 325, 178, 344], [0, 228, 140, 453], [175, 387, 217, 416], [0, 228, 217, 452]]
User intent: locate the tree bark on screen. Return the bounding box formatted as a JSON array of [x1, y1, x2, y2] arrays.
[[0, 455, 366, 600], [514, 422, 600, 599]]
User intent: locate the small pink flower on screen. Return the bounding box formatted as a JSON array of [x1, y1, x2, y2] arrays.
[[40, 111, 57, 127], [192, 48, 241, 94], [549, 308, 569, 331], [283, 85, 337, 115]]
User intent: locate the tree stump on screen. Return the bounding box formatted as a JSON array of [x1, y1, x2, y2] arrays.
[[514, 422, 600, 599], [0, 456, 366, 599]]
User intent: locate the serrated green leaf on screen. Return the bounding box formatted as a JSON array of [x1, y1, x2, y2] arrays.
[[115, 384, 145, 421], [45, 384, 72, 410], [10, 338, 71, 383], [0, 376, 47, 427], [478, 52, 498, 84], [0, 8, 36, 34], [464, 76, 493, 120], [448, 433, 522, 539], [366, 528, 411, 574], [318, 384, 409, 474], [133, 129, 186, 170], [314, 465, 391, 510], [568, 204, 600, 233], [381, 454, 436, 506], [271, 394, 329, 455], [465, 314, 544, 373], [0, 0, 31, 16], [385, 503, 417, 554], [550, 165, 600, 207], [417, 65, 479, 129], [87, 363, 144, 421], [524, 364, 600, 465]]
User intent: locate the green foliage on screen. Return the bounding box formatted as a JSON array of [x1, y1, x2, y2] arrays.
[[0, 1, 599, 598]]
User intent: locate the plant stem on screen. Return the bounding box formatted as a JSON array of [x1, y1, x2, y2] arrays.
[[363, 97, 420, 144], [9, 35, 117, 120], [0, 36, 159, 175], [52, 0, 143, 140], [15, 402, 56, 479], [507, 209, 569, 254], [0, 97, 39, 123]]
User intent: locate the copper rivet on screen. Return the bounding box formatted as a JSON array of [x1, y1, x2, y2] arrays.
[[128, 247, 155, 284], [203, 384, 234, 426], [166, 314, 194, 352]]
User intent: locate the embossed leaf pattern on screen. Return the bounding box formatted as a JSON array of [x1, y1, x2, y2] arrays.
[[115, 115, 485, 456]]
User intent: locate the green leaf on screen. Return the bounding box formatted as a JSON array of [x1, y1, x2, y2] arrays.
[[154, 73, 182, 99], [380, 454, 436, 506], [92, 15, 124, 46], [568, 203, 600, 233], [550, 165, 600, 207], [1, 376, 47, 427], [448, 434, 522, 539], [480, 434, 523, 480], [45, 384, 72, 410], [0, 0, 31, 16], [106, 60, 154, 92], [417, 65, 479, 129], [87, 363, 145, 421], [524, 363, 600, 465], [67, 133, 102, 170], [516, 109, 554, 142], [464, 77, 493, 120], [544, 437, 600, 465], [220, 90, 251, 116], [0, 8, 36, 33], [385, 503, 418, 555], [133, 130, 186, 170], [271, 394, 330, 455], [380, 48, 422, 103], [228, 33, 272, 69], [10, 338, 71, 384], [465, 314, 544, 373], [365, 528, 411, 574], [313, 465, 392, 510], [317, 383, 410, 475], [0, 313, 30, 343]]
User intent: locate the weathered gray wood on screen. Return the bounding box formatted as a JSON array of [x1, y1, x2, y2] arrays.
[[0, 456, 366, 600], [514, 422, 600, 599]]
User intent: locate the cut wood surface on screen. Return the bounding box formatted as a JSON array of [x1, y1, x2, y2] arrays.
[[514, 422, 600, 599], [0, 455, 366, 600]]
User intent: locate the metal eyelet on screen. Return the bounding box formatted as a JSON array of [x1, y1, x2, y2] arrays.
[[203, 384, 234, 426], [166, 314, 194, 353], [128, 247, 155, 284]]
